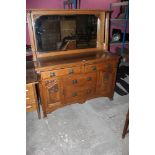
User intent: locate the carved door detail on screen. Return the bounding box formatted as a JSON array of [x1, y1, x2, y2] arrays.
[[43, 78, 62, 108]]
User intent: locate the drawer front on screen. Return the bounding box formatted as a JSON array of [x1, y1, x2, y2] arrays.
[[26, 96, 36, 104], [84, 87, 96, 98], [26, 84, 38, 111], [65, 90, 84, 103], [63, 72, 97, 89], [84, 72, 97, 87], [26, 102, 37, 112], [84, 62, 116, 73], [64, 87, 96, 103], [84, 64, 103, 73], [41, 66, 81, 79]]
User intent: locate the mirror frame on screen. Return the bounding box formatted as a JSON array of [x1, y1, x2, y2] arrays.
[[27, 9, 110, 60]]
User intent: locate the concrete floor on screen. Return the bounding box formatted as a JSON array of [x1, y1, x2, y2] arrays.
[[27, 79, 129, 155]]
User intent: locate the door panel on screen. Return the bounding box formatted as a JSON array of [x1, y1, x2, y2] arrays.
[[97, 70, 114, 95], [42, 78, 63, 110]]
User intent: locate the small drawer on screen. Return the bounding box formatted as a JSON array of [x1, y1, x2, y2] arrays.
[[63, 72, 97, 89], [26, 102, 37, 112], [65, 90, 84, 103], [26, 96, 36, 104], [84, 72, 97, 87], [26, 84, 34, 95], [84, 64, 101, 73], [41, 66, 81, 79], [62, 75, 84, 87], [26, 83, 38, 111]]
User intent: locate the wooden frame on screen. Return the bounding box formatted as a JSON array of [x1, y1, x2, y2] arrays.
[[27, 9, 110, 60]]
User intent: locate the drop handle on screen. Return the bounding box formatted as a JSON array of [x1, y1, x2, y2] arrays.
[[72, 92, 77, 97], [50, 72, 56, 77], [92, 66, 96, 71], [87, 77, 92, 81], [68, 69, 74, 74], [72, 79, 78, 84]]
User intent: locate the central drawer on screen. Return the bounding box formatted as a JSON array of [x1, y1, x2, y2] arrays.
[[41, 66, 81, 79], [62, 72, 97, 89], [64, 87, 96, 103]]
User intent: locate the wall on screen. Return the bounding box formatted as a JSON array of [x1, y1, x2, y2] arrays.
[[26, 0, 119, 47]]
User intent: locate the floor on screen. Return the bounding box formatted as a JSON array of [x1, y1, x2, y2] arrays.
[[27, 77, 129, 155]]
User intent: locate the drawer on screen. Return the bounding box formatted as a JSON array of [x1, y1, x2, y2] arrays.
[[62, 72, 97, 89], [64, 87, 95, 103], [26, 96, 36, 104], [26, 84, 34, 95], [41, 66, 81, 79], [84, 87, 96, 97], [84, 72, 97, 86], [26, 102, 37, 112], [65, 89, 84, 103], [84, 63, 102, 73], [26, 83, 38, 111]]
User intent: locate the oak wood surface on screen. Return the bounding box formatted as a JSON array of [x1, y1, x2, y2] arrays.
[[26, 9, 119, 117], [37, 53, 119, 117]]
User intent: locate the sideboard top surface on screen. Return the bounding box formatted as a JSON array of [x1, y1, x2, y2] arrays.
[[34, 51, 120, 72]]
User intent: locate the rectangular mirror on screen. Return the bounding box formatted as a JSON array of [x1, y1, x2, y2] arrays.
[[34, 15, 98, 52]]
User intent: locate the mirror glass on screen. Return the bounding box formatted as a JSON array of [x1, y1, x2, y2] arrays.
[[34, 15, 98, 52]]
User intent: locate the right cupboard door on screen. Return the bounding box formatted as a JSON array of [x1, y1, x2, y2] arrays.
[[97, 69, 117, 97]]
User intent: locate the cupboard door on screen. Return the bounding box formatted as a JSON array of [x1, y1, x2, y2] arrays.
[[42, 78, 63, 111], [97, 69, 116, 96]]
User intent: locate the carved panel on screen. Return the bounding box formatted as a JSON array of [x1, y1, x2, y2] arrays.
[[43, 78, 61, 106]]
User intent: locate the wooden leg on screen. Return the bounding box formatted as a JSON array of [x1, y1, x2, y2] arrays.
[[122, 110, 129, 138], [109, 97, 113, 101], [37, 103, 41, 119], [43, 109, 47, 118]]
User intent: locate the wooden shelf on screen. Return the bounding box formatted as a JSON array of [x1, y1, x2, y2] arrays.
[[110, 41, 129, 46]]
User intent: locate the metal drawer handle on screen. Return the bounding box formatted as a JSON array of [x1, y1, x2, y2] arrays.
[[72, 79, 77, 84], [92, 66, 96, 71], [72, 92, 77, 97], [50, 72, 56, 77], [87, 77, 92, 81], [26, 97, 30, 100], [26, 89, 28, 92], [68, 69, 74, 74]]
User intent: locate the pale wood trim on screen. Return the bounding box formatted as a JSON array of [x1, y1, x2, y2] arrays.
[[27, 12, 37, 60], [31, 13, 38, 57], [30, 9, 109, 16], [97, 12, 105, 50], [37, 48, 102, 58], [104, 13, 110, 51]]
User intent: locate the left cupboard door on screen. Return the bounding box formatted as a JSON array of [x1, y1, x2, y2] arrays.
[[40, 77, 64, 116]]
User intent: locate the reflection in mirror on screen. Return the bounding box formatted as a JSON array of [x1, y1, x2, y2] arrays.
[[34, 15, 97, 52]]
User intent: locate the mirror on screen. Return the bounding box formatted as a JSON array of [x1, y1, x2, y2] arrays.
[[34, 15, 98, 52]]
